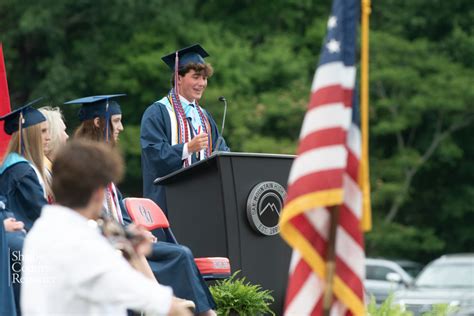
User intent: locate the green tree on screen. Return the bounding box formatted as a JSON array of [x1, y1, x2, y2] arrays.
[[0, 0, 472, 261]]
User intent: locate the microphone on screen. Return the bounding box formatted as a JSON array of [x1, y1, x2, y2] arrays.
[[214, 96, 228, 153]]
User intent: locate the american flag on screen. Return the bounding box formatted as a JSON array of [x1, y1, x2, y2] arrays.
[[0, 44, 11, 159], [279, 0, 370, 314]]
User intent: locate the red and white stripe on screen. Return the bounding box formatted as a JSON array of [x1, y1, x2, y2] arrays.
[[283, 60, 365, 315]]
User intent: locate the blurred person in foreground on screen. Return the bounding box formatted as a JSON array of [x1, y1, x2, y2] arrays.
[[21, 139, 191, 316]]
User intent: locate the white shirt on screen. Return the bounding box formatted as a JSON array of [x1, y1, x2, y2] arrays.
[[21, 204, 173, 316]]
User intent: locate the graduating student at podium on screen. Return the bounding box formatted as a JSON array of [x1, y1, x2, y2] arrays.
[[140, 44, 229, 214]]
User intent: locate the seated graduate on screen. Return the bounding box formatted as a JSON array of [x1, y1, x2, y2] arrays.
[[38, 106, 69, 203], [65, 94, 217, 316], [140, 44, 229, 214], [1, 196, 24, 316], [0, 100, 50, 313], [0, 99, 50, 230], [21, 139, 191, 316], [0, 195, 26, 258]]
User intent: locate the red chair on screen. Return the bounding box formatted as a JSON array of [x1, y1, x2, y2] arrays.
[[123, 197, 231, 280]]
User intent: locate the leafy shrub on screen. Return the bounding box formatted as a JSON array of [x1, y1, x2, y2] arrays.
[[209, 271, 275, 316], [367, 295, 455, 316], [367, 295, 412, 316]]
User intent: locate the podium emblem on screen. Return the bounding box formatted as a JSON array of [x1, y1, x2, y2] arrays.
[[246, 181, 286, 236]]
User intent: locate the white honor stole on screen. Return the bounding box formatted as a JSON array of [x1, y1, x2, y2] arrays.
[[162, 98, 207, 167]]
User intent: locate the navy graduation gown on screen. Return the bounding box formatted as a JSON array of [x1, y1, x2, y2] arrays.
[[116, 187, 216, 313], [0, 212, 17, 316], [0, 155, 37, 316], [140, 100, 229, 214], [0, 154, 47, 231]]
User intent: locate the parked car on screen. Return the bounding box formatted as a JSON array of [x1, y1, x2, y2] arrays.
[[393, 254, 474, 315], [393, 259, 423, 278], [365, 258, 416, 304]]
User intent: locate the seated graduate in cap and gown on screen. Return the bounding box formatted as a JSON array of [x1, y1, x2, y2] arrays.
[[66, 94, 217, 315], [1, 197, 19, 316], [140, 44, 229, 215], [0, 100, 49, 231], [0, 100, 49, 314], [38, 106, 69, 203]]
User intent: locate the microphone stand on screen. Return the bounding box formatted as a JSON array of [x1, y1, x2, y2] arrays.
[[213, 96, 227, 154]]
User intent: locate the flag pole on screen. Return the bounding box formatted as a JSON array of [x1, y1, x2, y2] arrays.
[[323, 1, 371, 313], [361, 0, 372, 231], [322, 206, 340, 315]]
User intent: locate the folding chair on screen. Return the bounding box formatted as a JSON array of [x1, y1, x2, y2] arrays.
[[123, 197, 231, 280]]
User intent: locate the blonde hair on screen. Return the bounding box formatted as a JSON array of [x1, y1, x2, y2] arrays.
[[5, 124, 46, 182], [39, 106, 66, 159]]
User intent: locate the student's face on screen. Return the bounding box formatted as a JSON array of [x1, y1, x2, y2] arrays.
[[178, 69, 208, 102], [110, 114, 123, 141], [59, 119, 69, 144], [40, 121, 51, 152]]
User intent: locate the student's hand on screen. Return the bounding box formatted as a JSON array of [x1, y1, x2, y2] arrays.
[[187, 133, 208, 153], [3, 218, 25, 232], [142, 229, 158, 243], [168, 297, 194, 316], [126, 225, 153, 256]]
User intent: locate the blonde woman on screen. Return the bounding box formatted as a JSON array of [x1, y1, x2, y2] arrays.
[[39, 106, 68, 161], [39, 106, 69, 202], [0, 103, 49, 230], [0, 101, 50, 314]]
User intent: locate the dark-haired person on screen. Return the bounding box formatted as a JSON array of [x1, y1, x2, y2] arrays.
[[140, 44, 229, 215], [21, 140, 191, 316], [67, 95, 216, 316]]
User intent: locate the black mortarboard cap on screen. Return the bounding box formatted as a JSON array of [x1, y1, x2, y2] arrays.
[[64, 94, 126, 121], [161, 44, 209, 71], [0, 98, 46, 135]]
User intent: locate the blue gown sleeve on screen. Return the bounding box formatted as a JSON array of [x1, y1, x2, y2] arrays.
[[0, 196, 8, 220], [140, 103, 186, 178], [0, 221, 17, 316], [11, 166, 47, 231], [115, 187, 133, 226]]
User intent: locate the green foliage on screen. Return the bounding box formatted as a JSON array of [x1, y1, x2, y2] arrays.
[[367, 295, 455, 316], [367, 295, 412, 316], [1, 0, 473, 261], [422, 304, 458, 316], [366, 222, 445, 262], [209, 271, 275, 316]]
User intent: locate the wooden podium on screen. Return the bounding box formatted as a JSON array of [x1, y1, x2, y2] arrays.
[[155, 152, 294, 314]]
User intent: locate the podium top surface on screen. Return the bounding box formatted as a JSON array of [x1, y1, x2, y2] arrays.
[[154, 151, 295, 185]]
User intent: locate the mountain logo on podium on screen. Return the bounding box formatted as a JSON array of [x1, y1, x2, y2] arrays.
[[259, 202, 280, 216], [246, 181, 287, 236]]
